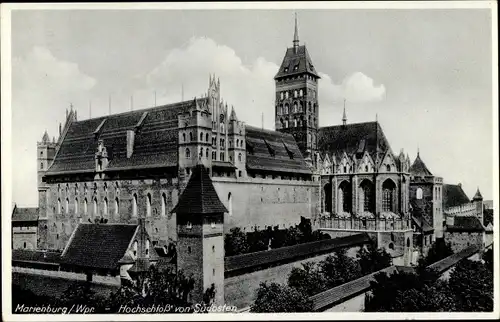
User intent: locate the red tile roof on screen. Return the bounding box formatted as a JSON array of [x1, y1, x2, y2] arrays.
[[171, 165, 228, 215], [274, 45, 320, 79], [317, 121, 391, 162], [45, 100, 198, 176], [245, 126, 311, 175], [443, 184, 471, 208], [60, 223, 138, 270]]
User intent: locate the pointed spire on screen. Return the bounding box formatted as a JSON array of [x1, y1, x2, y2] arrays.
[[473, 187, 483, 200], [42, 130, 50, 143], [342, 99, 347, 126], [293, 12, 299, 52], [230, 106, 238, 121]]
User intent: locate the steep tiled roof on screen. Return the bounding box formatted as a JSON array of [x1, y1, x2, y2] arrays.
[[446, 216, 484, 233], [410, 153, 433, 177], [443, 184, 471, 208], [12, 206, 39, 222], [412, 214, 434, 233], [45, 100, 199, 175], [274, 45, 319, 79], [427, 245, 480, 274], [410, 199, 433, 232], [171, 165, 228, 215], [245, 126, 311, 174], [60, 224, 138, 270], [318, 121, 390, 162], [472, 188, 483, 200], [12, 249, 61, 264]]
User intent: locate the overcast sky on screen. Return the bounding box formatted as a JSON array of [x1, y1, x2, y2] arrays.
[[10, 8, 494, 206]]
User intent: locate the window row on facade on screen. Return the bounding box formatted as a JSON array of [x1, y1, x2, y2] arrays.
[[277, 101, 317, 115], [278, 89, 317, 100]]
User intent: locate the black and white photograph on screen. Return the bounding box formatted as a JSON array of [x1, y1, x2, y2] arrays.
[[1, 1, 498, 320]]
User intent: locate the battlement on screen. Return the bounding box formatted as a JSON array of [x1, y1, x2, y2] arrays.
[[318, 216, 411, 232], [444, 202, 476, 216]]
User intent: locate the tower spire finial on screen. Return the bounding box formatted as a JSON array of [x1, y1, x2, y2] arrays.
[[342, 99, 347, 126], [293, 12, 299, 51]]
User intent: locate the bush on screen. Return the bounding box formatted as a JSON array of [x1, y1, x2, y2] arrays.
[[250, 282, 313, 312], [357, 244, 392, 275]]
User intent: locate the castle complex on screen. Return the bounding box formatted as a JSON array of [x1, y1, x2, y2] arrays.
[[14, 16, 487, 274]]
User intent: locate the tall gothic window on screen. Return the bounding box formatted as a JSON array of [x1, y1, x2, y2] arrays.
[[185, 148, 191, 158], [103, 197, 108, 217], [65, 198, 69, 214], [93, 197, 98, 217], [189, 132, 193, 141], [206, 133, 209, 142], [84, 198, 88, 215], [146, 193, 152, 217], [132, 194, 138, 217], [74, 198, 78, 214], [161, 193, 167, 217], [339, 181, 352, 213], [360, 180, 374, 213], [416, 188, 423, 200], [57, 199, 61, 214], [115, 197, 119, 215], [382, 180, 396, 212]]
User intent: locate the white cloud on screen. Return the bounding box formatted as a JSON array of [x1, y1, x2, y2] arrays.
[[12, 46, 97, 206]]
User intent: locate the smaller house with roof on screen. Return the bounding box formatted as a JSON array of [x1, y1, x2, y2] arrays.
[[59, 219, 160, 284], [12, 205, 39, 250]]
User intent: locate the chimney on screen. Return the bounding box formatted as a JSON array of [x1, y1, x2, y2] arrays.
[[446, 215, 454, 227], [127, 130, 135, 158]]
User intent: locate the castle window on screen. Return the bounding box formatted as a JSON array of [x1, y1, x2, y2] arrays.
[[145, 239, 150, 257], [299, 89, 303, 97], [115, 197, 119, 215], [220, 152, 225, 161], [212, 245, 215, 253], [386, 165, 391, 172], [40, 151, 43, 156], [293, 102, 298, 112], [308, 102, 312, 112], [93, 197, 98, 217], [220, 123, 225, 133], [133, 241, 138, 257], [213, 268, 216, 276], [200, 132, 203, 141], [360, 180, 374, 213], [185, 148, 191, 158], [238, 153, 242, 162], [365, 165, 369, 172], [239, 171, 242, 177], [103, 198, 108, 217], [293, 118, 297, 127], [146, 193, 152, 217], [343, 166, 347, 173], [57, 199, 61, 214], [206, 148, 209, 158], [161, 193, 166, 217], [389, 243, 394, 250], [186, 221, 192, 229], [212, 151, 216, 160], [40, 162, 43, 170], [212, 137, 216, 146], [416, 188, 423, 200], [382, 179, 396, 212], [206, 133, 209, 142], [182, 133, 186, 142], [200, 148, 204, 159], [284, 119, 289, 128], [280, 92, 284, 100], [188, 246, 192, 254], [284, 104, 289, 114], [132, 194, 138, 217], [84, 198, 88, 215], [23, 242, 26, 249], [74, 198, 78, 214], [189, 132, 193, 141], [294, 90, 298, 98]]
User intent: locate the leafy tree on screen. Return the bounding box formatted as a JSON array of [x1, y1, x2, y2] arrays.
[[224, 227, 249, 256], [247, 230, 269, 253], [288, 261, 328, 296], [297, 216, 313, 242], [419, 238, 453, 267], [357, 244, 392, 275], [483, 208, 493, 226], [448, 259, 493, 312], [250, 282, 313, 313], [318, 249, 362, 288]]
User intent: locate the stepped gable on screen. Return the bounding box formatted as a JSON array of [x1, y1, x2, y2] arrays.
[[45, 99, 201, 175], [274, 45, 320, 80], [318, 121, 390, 162], [60, 223, 139, 270], [245, 125, 311, 175], [443, 184, 471, 209], [171, 164, 228, 215], [410, 153, 433, 177]]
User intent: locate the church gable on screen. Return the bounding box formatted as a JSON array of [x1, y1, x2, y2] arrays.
[[337, 152, 353, 174], [321, 153, 333, 175], [357, 151, 375, 173], [378, 149, 397, 173]]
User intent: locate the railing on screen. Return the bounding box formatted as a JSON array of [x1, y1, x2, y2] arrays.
[[318, 217, 411, 231]]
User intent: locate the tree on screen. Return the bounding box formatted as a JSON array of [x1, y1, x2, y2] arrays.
[[483, 247, 493, 272], [297, 216, 313, 243], [448, 259, 493, 312], [250, 282, 313, 313], [419, 238, 453, 267], [288, 261, 328, 296], [357, 244, 392, 275], [318, 249, 362, 288], [224, 227, 249, 256]]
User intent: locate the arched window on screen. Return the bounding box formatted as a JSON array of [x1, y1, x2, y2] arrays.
[[200, 132, 203, 141], [299, 89, 303, 97], [115, 197, 119, 215], [293, 118, 298, 127], [146, 239, 150, 257], [220, 152, 225, 161], [40, 162, 43, 169], [284, 104, 289, 114], [23, 242, 27, 249], [74, 198, 78, 214], [200, 147, 204, 159], [238, 153, 242, 162], [386, 164, 391, 172], [338, 181, 352, 213], [293, 102, 298, 113], [84, 198, 88, 215], [365, 165, 369, 172], [360, 180, 374, 213], [228, 192, 233, 216], [212, 151, 216, 160], [185, 148, 191, 158], [161, 193, 167, 217], [132, 241, 138, 257], [308, 102, 312, 112], [206, 148, 209, 158], [220, 123, 225, 133], [280, 92, 284, 100], [132, 194, 138, 217], [382, 180, 396, 212], [182, 133, 186, 142], [212, 137, 216, 146], [93, 197, 98, 217], [284, 118, 289, 128], [146, 193, 152, 217], [103, 197, 108, 217], [285, 91, 289, 99], [189, 132, 193, 141], [389, 243, 394, 250], [206, 133, 209, 142], [57, 199, 61, 214], [65, 198, 69, 214], [294, 90, 298, 98], [416, 188, 423, 200]]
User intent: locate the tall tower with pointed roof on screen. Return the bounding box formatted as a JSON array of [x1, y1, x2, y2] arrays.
[[472, 187, 484, 226], [172, 164, 227, 306], [275, 14, 320, 161]]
